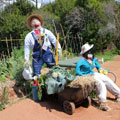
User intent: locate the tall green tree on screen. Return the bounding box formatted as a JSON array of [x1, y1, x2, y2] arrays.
[[0, 0, 35, 39], [42, 0, 77, 18], [0, 8, 27, 39], [4, 0, 35, 16]]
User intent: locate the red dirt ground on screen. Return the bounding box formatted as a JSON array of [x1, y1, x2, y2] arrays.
[[0, 55, 120, 120]]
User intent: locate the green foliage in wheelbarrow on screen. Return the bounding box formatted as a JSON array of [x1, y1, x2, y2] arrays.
[[45, 66, 76, 95]]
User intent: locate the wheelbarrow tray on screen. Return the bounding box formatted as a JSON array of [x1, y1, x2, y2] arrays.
[[57, 86, 92, 115]]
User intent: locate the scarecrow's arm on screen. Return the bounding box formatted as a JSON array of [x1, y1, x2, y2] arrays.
[[94, 58, 102, 71], [47, 29, 61, 49], [24, 34, 31, 61]]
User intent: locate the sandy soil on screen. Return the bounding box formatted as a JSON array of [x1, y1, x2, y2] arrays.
[[0, 55, 120, 120]]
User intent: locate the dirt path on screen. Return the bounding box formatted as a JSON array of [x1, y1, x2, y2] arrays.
[[0, 56, 120, 120]]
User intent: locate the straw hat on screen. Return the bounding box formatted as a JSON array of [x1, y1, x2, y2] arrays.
[[27, 14, 44, 29], [80, 43, 94, 55]]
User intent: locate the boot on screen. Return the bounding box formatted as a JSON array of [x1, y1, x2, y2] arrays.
[[99, 102, 110, 111]]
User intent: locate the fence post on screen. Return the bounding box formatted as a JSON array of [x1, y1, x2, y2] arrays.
[[6, 37, 10, 58], [10, 34, 13, 52]]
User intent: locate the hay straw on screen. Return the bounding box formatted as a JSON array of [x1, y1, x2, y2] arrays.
[[69, 75, 97, 89]]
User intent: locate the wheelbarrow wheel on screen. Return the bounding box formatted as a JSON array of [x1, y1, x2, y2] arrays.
[[63, 100, 75, 115]]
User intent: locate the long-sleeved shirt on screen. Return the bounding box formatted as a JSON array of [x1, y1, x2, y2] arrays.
[[24, 27, 61, 61], [75, 57, 101, 75]]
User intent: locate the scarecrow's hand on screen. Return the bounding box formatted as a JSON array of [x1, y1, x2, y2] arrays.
[[99, 68, 108, 75], [58, 48, 62, 57], [98, 68, 104, 74], [103, 69, 109, 75]]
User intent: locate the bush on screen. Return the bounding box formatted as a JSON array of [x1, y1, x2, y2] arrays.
[[113, 48, 120, 55]]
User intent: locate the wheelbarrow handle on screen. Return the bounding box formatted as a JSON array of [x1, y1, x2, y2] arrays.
[[108, 71, 117, 83], [103, 69, 117, 83]]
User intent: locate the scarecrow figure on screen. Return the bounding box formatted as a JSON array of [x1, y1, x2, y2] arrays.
[[24, 14, 62, 76], [76, 43, 120, 111]]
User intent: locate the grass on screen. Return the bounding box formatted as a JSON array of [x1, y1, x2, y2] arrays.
[[96, 50, 118, 62], [61, 49, 118, 63]]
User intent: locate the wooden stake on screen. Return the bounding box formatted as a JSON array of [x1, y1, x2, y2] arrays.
[[6, 37, 10, 58], [10, 34, 13, 52], [56, 33, 59, 65]]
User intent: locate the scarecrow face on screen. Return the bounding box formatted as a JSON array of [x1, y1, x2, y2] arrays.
[[83, 48, 94, 59], [31, 17, 41, 29]]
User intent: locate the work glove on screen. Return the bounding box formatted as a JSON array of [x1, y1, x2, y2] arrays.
[[99, 68, 104, 74], [58, 48, 62, 57], [99, 68, 108, 75], [33, 75, 41, 80], [103, 69, 108, 75]]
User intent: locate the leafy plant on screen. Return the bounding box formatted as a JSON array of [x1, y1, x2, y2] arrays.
[[0, 60, 10, 82], [113, 48, 120, 55], [0, 87, 9, 111], [68, 68, 76, 76], [29, 74, 47, 101], [89, 91, 97, 99]]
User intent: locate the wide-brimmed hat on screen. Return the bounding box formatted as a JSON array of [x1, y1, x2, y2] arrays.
[[27, 14, 44, 29], [80, 43, 94, 55]]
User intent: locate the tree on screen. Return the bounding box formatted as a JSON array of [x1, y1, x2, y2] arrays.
[[0, 7, 27, 39], [65, 7, 87, 34], [5, 0, 35, 16], [0, 0, 35, 39], [42, 0, 77, 18]]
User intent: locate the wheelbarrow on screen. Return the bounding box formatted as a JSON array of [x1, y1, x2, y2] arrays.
[[57, 85, 92, 115], [56, 69, 117, 115], [45, 66, 93, 115], [48, 57, 117, 115]]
